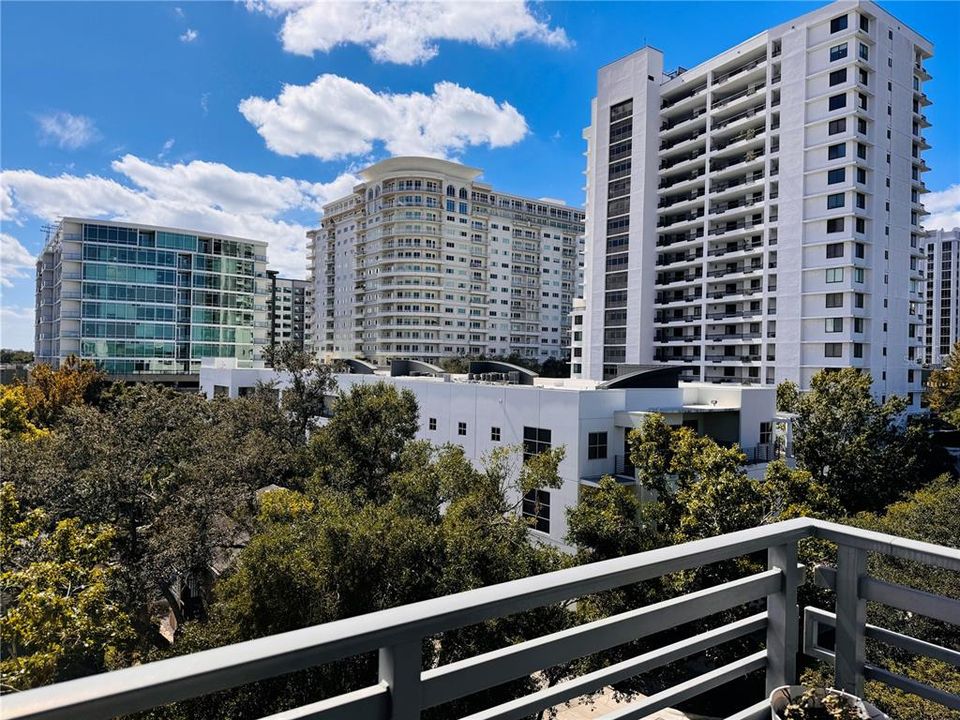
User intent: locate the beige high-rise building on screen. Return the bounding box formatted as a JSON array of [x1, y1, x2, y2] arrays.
[[308, 157, 584, 364]]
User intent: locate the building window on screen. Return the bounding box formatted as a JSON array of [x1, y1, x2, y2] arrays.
[[828, 94, 847, 111], [826, 317, 844, 333], [830, 43, 848, 62], [523, 426, 552, 461], [826, 243, 844, 258], [859, 43, 869, 61], [855, 292, 865, 308], [825, 343, 843, 358], [458, 421, 467, 436], [854, 317, 864, 333], [429, 417, 437, 431], [827, 193, 845, 209], [855, 217, 865, 233], [826, 292, 843, 308], [828, 168, 846, 184], [760, 421, 773, 446], [828, 118, 846, 135], [522, 489, 551, 533], [826, 268, 844, 283], [829, 68, 848, 86], [857, 143, 867, 160], [828, 143, 846, 160], [827, 218, 845, 233], [491, 426, 501, 442], [854, 267, 865, 283], [859, 14, 870, 32], [855, 242, 865, 258], [855, 193, 866, 209], [588, 431, 608, 460], [856, 167, 866, 184], [830, 14, 848, 32], [853, 343, 864, 358]]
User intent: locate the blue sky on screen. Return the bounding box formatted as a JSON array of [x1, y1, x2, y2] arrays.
[[2, 0, 958, 350]]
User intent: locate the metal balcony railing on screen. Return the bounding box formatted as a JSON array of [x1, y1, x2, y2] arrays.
[[5, 520, 958, 720]]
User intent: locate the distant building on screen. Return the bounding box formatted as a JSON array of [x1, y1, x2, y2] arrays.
[[307, 157, 584, 365], [35, 218, 269, 379], [924, 228, 960, 366], [266, 271, 311, 353], [200, 360, 788, 549], [575, 0, 931, 410]]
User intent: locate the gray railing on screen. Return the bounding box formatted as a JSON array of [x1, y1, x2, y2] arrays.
[[4, 519, 958, 720]]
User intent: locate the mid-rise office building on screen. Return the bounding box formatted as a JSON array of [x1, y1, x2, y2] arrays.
[[35, 218, 269, 377], [266, 271, 311, 353], [308, 157, 584, 364], [923, 228, 960, 366], [201, 361, 785, 549], [575, 0, 931, 408]]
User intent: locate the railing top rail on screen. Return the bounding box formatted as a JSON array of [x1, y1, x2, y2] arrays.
[[808, 518, 960, 572]]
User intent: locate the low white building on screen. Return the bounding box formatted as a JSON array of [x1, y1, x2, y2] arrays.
[[201, 361, 788, 548]]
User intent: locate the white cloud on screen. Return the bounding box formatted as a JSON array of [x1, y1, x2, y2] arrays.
[[0, 232, 35, 288], [239, 74, 528, 161], [924, 184, 960, 232], [35, 112, 100, 150], [174, 6, 185, 18], [538, 197, 566, 205], [1, 157, 359, 278], [0, 304, 35, 351], [200, 92, 210, 116], [247, 0, 569, 64], [180, 28, 199, 43], [158, 138, 176, 159]]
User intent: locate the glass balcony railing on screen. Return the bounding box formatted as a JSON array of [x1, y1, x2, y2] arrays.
[[6, 520, 958, 720]]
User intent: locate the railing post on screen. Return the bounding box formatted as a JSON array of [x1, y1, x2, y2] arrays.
[[766, 542, 799, 694], [834, 545, 867, 697], [379, 639, 422, 720]]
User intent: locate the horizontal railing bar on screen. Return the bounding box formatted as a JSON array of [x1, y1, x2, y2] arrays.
[[804, 607, 960, 668], [817, 565, 960, 626], [600, 651, 767, 720], [421, 570, 780, 708], [808, 519, 960, 572], [455, 613, 768, 720], [723, 699, 772, 720], [803, 607, 960, 667], [862, 576, 960, 626], [866, 626, 960, 668], [257, 683, 389, 720], [2, 519, 811, 720], [865, 665, 960, 710]]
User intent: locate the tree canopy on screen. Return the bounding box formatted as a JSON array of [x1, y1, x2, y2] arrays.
[[927, 341, 960, 428], [792, 369, 949, 512]]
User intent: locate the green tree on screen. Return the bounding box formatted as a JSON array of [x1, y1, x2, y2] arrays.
[[793, 369, 950, 513], [0, 385, 47, 441], [263, 344, 336, 442], [0, 483, 135, 691], [2, 385, 281, 649], [0, 349, 33, 364], [157, 442, 569, 719], [926, 341, 960, 428], [22, 356, 105, 429], [310, 381, 420, 502], [776, 380, 800, 413]]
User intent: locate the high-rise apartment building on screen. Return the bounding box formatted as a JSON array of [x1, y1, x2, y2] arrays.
[[35, 218, 269, 377], [308, 157, 584, 364], [574, 0, 930, 408], [266, 271, 311, 353], [924, 228, 960, 366]]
